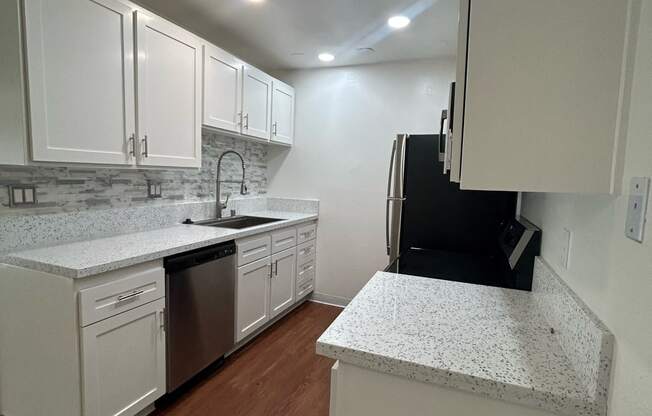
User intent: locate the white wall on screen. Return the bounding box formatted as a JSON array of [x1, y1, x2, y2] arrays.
[[521, 2, 652, 415], [268, 59, 455, 304]]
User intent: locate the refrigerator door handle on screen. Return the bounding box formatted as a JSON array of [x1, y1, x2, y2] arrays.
[[443, 82, 456, 174], [386, 140, 397, 255], [439, 110, 447, 162]]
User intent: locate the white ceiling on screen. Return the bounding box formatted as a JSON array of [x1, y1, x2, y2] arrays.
[[132, 0, 459, 70]]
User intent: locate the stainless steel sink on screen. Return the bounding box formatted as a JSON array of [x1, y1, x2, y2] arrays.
[[194, 216, 283, 229]]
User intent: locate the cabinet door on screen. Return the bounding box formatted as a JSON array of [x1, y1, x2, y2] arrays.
[[236, 256, 271, 342], [81, 298, 166, 416], [1, 0, 27, 165], [24, 0, 135, 165], [242, 66, 273, 140], [449, 0, 469, 183], [459, 0, 632, 193], [135, 11, 202, 168], [270, 247, 296, 319], [271, 80, 295, 145], [203, 44, 243, 134]]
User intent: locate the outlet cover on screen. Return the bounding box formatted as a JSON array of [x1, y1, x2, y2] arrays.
[[147, 181, 163, 199], [560, 228, 572, 269], [8, 185, 37, 207], [625, 177, 650, 243]]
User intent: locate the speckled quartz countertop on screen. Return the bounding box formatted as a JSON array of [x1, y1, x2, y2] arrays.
[[317, 271, 598, 416], [1, 211, 317, 278]]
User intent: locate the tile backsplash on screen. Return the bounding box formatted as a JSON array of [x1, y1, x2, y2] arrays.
[[0, 132, 267, 215]]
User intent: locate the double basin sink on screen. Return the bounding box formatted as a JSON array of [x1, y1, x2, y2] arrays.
[[194, 216, 283, 230]]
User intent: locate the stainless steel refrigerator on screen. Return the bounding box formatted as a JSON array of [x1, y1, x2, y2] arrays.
[[384, 134, 537, 289]]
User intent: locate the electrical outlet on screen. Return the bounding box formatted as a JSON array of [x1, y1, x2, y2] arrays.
[[7, 185, 37, 207], [560, 228, 572, 269], [625, 177, 650, 243], [147, 180, 163, 199]]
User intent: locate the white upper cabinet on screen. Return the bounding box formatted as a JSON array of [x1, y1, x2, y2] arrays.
[[23, 0, 135, 165], [452, 0, 635, 193], [135, 10, 202, 168], [242, 66, 273, 140], [203, 44, 243, 134], [0, 0, 28, 166], [271, 80, 295, 146], [12, 0, 295, 168]]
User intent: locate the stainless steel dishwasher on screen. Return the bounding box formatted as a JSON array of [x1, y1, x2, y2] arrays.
[[164, 241, 236, 392]]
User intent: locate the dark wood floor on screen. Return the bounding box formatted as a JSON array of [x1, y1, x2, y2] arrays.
[[152, 301, 342, 416]]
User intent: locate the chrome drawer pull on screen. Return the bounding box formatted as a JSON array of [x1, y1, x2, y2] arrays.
[[300, 247, 313, 255], [116, 289, 145, 302]]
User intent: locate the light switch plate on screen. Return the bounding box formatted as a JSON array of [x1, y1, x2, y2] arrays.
[[625, 177, 650, 242], [7, 185, 37, 207], [147, 180, 162, 199]]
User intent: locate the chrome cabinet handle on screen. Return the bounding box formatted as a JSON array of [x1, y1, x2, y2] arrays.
[[141, 135, 148, 158], [272, 122, 278, 135], [268, 263, 273, 278], [128, 134, 135, 157], [301, 247, 312, 255], [244, 114, 249, 129], [117, 289, 144, 302], [274, 260, 279, 276], [159, 309, 165, 331], [237, 112, 243, 126]]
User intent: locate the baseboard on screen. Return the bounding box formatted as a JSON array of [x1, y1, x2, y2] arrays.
[[228, 296, 312, 355], [136, 404, 156, 416], [310, 292, 350, 307]]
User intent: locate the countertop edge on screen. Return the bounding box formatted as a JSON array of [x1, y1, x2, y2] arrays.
[[1, 214, 318, 279], [316, 340, 600, 416]]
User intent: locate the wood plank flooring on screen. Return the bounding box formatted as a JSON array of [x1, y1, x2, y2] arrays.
[[152, 301, 342, 416]]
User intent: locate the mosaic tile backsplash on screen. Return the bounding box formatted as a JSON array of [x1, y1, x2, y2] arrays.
[[0, 132, 267, 215]]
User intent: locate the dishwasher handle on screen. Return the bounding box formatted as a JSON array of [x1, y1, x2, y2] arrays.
[[165, 241, 236, 273]]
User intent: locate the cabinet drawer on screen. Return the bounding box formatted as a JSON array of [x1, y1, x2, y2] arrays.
[[297, 257, 316, 287], [79, 265, 164, 327], [297, 222, 317, 244], [237, 234, 272, 266], [297, 239, 316, 265], [296, 274, 315, 299], [271, 227, 297, 254]]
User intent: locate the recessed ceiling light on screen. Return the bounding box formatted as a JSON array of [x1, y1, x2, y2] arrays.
[[388, 15, 411, 29], [318, 53, 335, 62], [248, 0, 265, 3]]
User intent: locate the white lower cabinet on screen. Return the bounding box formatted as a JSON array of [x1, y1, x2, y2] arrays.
[[270, 247, 297, 319], [81, 298, 166, 416], [235, 224, 316, 343], [236, 256, 272, 342]]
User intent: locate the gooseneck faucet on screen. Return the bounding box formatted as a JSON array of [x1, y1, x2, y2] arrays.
[[216, 150, 248, 218]]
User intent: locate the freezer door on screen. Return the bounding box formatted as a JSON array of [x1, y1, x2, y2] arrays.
[[386, 134, 407, 263]]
